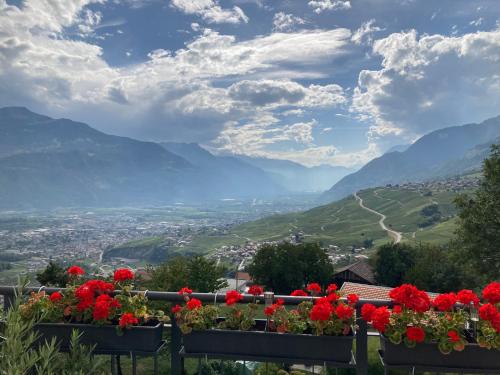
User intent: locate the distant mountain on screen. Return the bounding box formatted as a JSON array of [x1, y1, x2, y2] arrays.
[[160, 142, 283, 198], [0, 107, 282, 209], [321, 116, 500, 202], [235, 155, 354, 192], [385, 144, 410, 154]]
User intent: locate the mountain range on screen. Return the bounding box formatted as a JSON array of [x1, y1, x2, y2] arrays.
[[321, 116, 500, 202]]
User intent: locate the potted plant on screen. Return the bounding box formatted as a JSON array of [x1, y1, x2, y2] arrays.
[[362, 282, 500, 370], [19, 266, 167, 352], [173, 283, 357, 363]]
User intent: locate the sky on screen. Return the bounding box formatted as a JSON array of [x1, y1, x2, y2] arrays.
[[1, 0, 499, 168]]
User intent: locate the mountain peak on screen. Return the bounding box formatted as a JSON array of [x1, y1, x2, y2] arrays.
[[0, 106, 51, 123]]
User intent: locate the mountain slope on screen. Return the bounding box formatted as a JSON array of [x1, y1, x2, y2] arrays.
[[321, 116, 500, 202], [236, 155, 354, 192], [161, 142, 283, 198]]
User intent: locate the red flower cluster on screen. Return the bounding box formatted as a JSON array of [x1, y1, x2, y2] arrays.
[[326, 284, 338, 294], [119, 313, 139, 328], [483, 282, 500, 304], [361, 303, 377, 322], [49, 292, 62, 302], [178, 287, 193, 295], [248, 285, 264, 296], [392, 305, 402, 314], [310, 299, 333, 321], [75, 280, 115, 312], [371, 306, 391, 333], [187, 298, 202, 310], [92, 294, 121, 321], [264, 298, 285, 316], [226, 290, 243, 306], [290, 289, 307, 297], [113, 268, 134, 282], [433, 292, 457, 312], [67, 265, 85, 276], [448, 329, 460, 343], [389, 284, 431, 312], [171, 304, 182, 314], [307, 283, 322, 294], [457, 289, 480, 306], [479, 303, 499, 321], [406, 326, 425, 343], [346, 294, 359, 305], [335, 304, 354, 320]]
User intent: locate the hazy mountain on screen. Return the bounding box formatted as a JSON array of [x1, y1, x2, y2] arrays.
[[0, 107, 282, 209], [236, 155, 354, 192], [321, 116, 500, 202], [160, 142, 283, 198]]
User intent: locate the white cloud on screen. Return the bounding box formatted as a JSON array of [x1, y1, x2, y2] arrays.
[[469, 17, 484, 27], [308, 0, 351, 14], [170, 0, 249, 24], [351, 29, 500, 138], [351, 19, 382, 46], [272, 12, 306, 32]]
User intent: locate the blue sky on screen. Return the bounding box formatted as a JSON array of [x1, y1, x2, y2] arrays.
[[1, 0, 499, 167]]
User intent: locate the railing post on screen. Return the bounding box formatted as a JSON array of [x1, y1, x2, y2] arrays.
[[356, 305, 368, 375], [171, 317, 183, 375]]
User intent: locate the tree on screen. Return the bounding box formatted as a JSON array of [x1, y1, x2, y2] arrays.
[[146, 255, 227, 292], [36, 261, 69, 287], [246, 242, 334, 294], [454, 144, 500, 282], [374, 243, 415, 287]]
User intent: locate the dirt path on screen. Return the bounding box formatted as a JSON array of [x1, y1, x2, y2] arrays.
[[354, 191, 403, 243]]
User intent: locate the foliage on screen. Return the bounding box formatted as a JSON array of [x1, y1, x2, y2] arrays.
[[146, 255, 227, 293], [19, 266, 166, 330], [455, 144, 500, 282], [36, 261, 69, 287], [246, 242, 334, 294], [374, 243, 416, 287], [362, 283, 500, 354]]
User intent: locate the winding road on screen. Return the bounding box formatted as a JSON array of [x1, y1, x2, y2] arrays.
[[353, 191, 402, 244]]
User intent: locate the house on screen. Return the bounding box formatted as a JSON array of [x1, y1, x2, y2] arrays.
[[340, 281, 439, 301], [333, 260, 375, 286]]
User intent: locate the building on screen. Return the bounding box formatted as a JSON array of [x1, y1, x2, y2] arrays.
[[333, 260, 375, 286]]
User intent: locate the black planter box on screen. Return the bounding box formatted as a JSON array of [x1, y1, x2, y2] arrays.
[[34, 322, 163, 353], [183, 320, 354, 363], [380, 334, 500, 370]]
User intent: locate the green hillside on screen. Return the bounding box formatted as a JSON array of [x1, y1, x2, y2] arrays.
[[185, 184, 474, 253]]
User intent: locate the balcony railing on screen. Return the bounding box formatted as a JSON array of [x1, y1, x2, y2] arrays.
[[0, 285, 390, 375]]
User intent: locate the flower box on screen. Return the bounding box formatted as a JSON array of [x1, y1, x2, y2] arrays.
[[34, 321, 163, 353], [380, 334, 500, 370], [182, 320, 354, 363]]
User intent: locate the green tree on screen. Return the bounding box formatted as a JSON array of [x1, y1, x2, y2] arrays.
[[246, 242, 334, 294], [36, 262, 68, 287], [147, 255, 227, 292], [454, 144, 500, 282], [373, 243, 416, 287]]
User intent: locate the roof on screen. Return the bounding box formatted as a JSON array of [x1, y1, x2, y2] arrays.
[[340, 282, 439, 302], [235, 271, 252, 281], [334, 260, 375, 284]]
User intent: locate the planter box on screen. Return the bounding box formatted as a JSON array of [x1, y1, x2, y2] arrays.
[[34, 322, 163, 353], [183, 320, 354, 363], [380, 334, 500, 370]]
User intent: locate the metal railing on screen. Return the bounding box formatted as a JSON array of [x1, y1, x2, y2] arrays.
[[0, 286, 391, 375]]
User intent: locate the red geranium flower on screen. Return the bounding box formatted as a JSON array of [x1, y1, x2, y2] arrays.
[[276, 298, 285, 305], [248, 285, 264, 296], [326, 283, 338, 294], [389, 284, 430, 312], [406, 326, 425, 343], [361, 303, 376, 322], [171, 304, 182, 314], [119, 313, 139, 329], [371, 306, 391, 333], [67, 265, 85, 276], [110, 298, 121, 309], [113, 268, 134, 282], [479, 303, 498, 321], [310, 302, 333, 321], [307, 283, 322, 294], [346, 294, 359, 305], [448, 330, 460, 343], [291, 289, 307, 297], [327, 292, 340, 302], [335, 304, 354, 320], [433, 293, 457, 312], [178, 287, 193, 295], [93, 300, 110, 321], [225, 290, 243, 306], [49, 292, 62, 302], [187, 298, 202, 310], [392, 305, 402, 314], [482, 282, 500, 304], [457, 289, 480, 306], [264, 305, 276, 316]]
